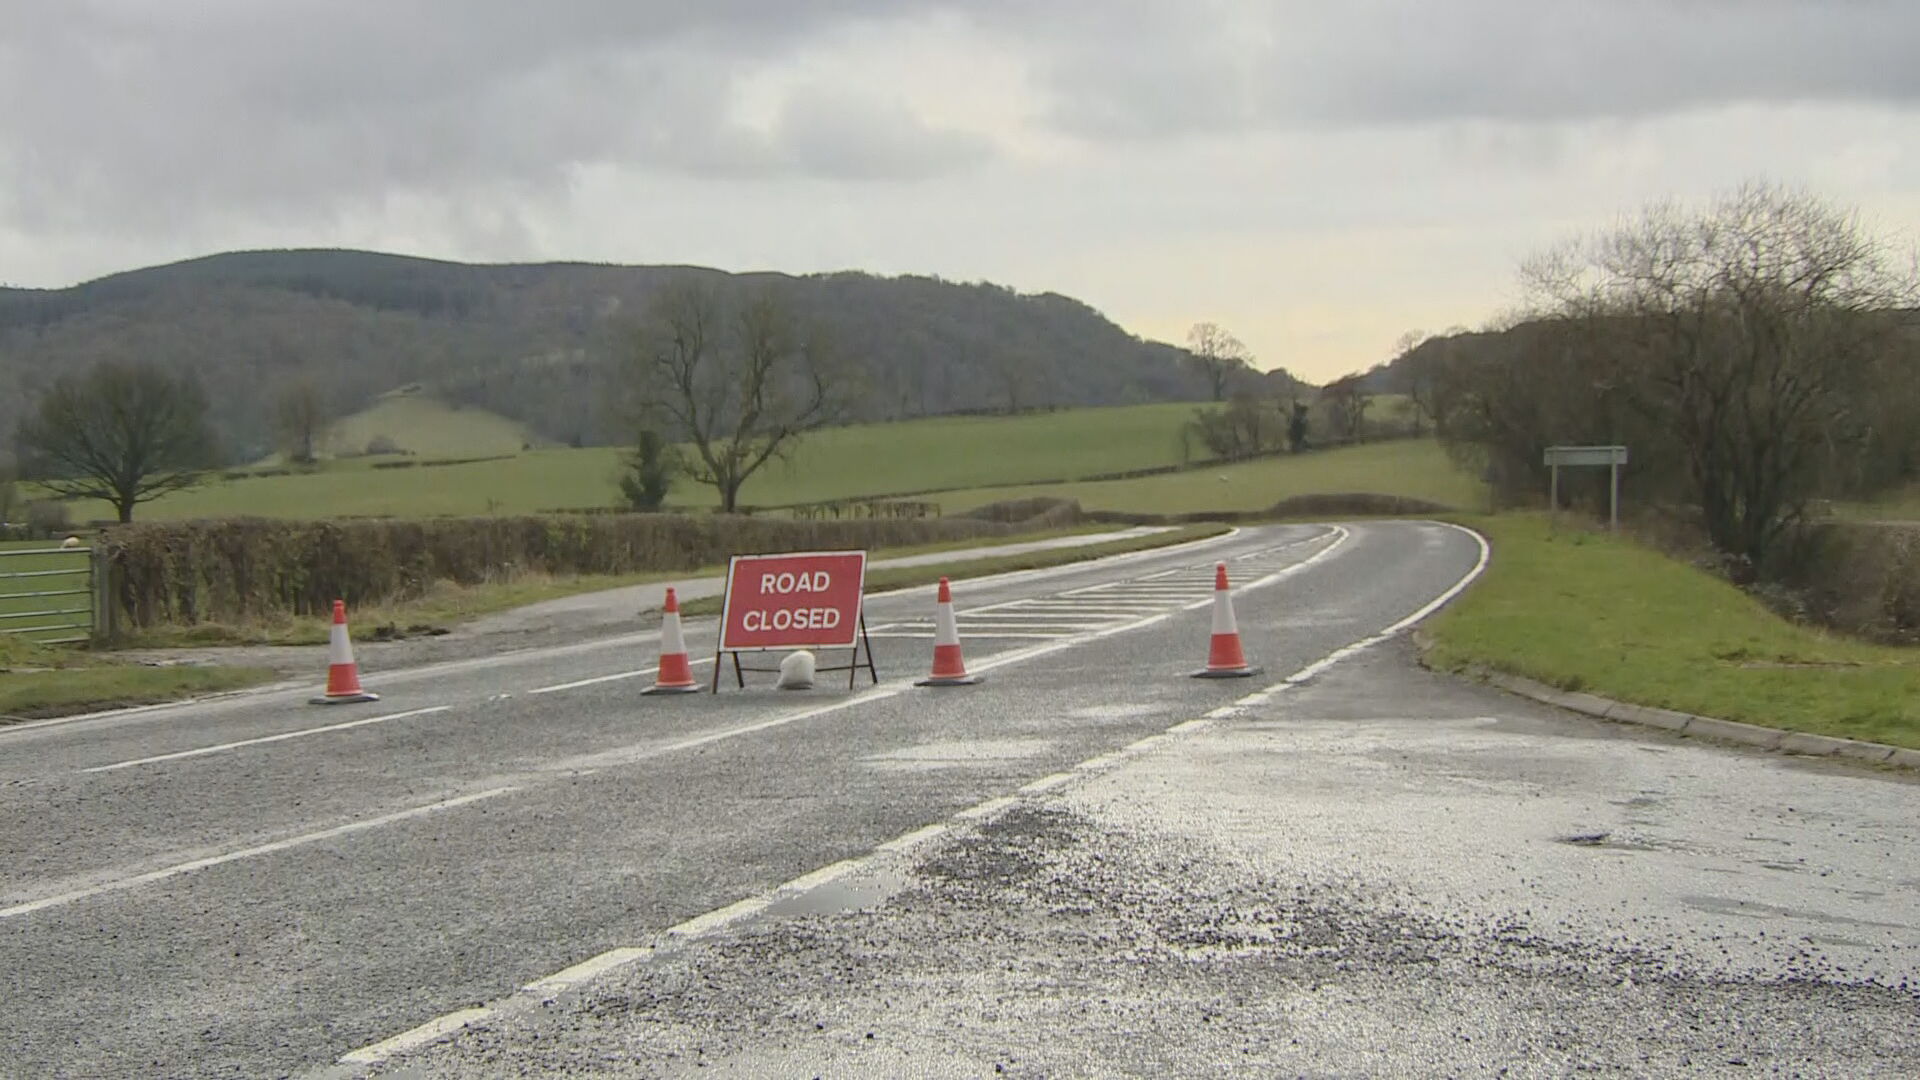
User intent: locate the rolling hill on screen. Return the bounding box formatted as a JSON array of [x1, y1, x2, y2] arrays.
[[0, 249, 1293, 463]]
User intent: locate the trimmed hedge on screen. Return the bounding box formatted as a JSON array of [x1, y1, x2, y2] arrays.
[[96, 513, 1025, 629]]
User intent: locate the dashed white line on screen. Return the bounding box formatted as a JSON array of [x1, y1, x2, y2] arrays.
[[1, 786, 518, 920], [328, 521, 1491, 1076], [80, 706, 454, 773]]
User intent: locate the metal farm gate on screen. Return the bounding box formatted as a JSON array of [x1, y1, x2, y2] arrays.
[[0, 545, 100, 645]]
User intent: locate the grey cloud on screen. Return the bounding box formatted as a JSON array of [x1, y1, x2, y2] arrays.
[[1000, 1, 1920, 138], [774, 85, 993, 180], [0, 0, 984, 236]]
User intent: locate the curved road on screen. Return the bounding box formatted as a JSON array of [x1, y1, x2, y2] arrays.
[[3, 521, 1913, 1077]]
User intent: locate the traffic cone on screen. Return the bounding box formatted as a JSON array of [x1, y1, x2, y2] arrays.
[[1192, 563, 1260, 679], [642, 587, 700, 695], [310, 600, 380, 704], [915, 577, 981, 686]]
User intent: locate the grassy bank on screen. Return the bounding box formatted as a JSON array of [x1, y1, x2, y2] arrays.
[[940, 439, 1484, 516], [1426, 515, 1920, 750], [0, 636, 274, 724]]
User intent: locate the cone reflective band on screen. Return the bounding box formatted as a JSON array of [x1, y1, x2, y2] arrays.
[[1192, 562, 1259, 678], [643, 587, 700, 694], [310, 599, 380, 704], [915, 576, 981, 686]]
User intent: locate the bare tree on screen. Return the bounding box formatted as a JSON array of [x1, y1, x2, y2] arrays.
[[274, 381, 327, 464], [629, 282, 841, 513], [1390, 330, 1434, 435], [1524, 182, 1918, 562], [15, 361, 217, 523], [1186, 322, 1253, 401], [1320, 373, 1373, 442]]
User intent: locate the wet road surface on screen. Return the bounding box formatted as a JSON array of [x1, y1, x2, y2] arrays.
[[6, 520, 1914, 1077]]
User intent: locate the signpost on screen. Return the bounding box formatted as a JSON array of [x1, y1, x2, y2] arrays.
[[1543, 445, 1629, 532], [714, 550, 876, 691]]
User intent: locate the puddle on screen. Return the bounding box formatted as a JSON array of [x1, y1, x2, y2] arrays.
[[1680, 895, 1912, 930], [761, 864, 912, 919]]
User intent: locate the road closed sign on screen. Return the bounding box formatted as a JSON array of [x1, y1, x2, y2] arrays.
[[719, 550, 868, 651]]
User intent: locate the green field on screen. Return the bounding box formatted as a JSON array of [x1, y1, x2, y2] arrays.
[[318, 391, 538, 460], [940, 439, 1485, 515], [54, 402, 1260, 521], [1427, 515, 1920, 750], [0, 540, 93, 645]]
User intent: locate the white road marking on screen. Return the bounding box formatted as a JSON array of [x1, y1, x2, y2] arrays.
[[953, 796, 1020, 821], [529, 656, 717, 695], [329, 522, 1508, 1075], [876, 823, 950, 853], [80, 706, 454, 773], [337, 1008, 497, 1066], [9, 528, 1253, 742], [666, 895, 773, 938], [520, 947, 654, 1000], [0, 786, 518, 920], [1018, 772, 1076, 795]]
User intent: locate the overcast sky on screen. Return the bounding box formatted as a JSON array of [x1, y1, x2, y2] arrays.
[[2, 1, 1916, 381]]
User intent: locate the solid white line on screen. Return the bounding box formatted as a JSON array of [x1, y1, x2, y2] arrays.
[[953, 796, 1020, 821], [328, 522, 1483, 1074], [338, 1008, 496, 1065], [80, 706, 454, 773], [865, 630, 1061, 640], [529, 657, 718, 695], [528, 670, 649, 695], [1018, 772, 1076, 795], [875, 823, 951, 853], [774, 858, 866, 896], [9, 529, 1257, 743], [520, 947, 653, 999], [667, 895, 771, 938], [0, 786, 518, 920]]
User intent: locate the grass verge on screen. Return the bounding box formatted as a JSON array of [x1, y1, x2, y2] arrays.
[[1425, 514, 1920, 750], [676, 523, 1230, 617], [0, 636, 275, 724]]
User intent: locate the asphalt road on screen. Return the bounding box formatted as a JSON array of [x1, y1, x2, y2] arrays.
[[5, 521, 1914, 1078]]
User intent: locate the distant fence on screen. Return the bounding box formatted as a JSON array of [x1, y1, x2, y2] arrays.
[[0, 545, 100, 645]]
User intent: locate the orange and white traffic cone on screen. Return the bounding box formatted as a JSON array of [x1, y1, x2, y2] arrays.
[[915, 576, 981, 686], [310, 599, 380, 704], [1192, 563, 1260, 678], [642, 587, 700, 695]]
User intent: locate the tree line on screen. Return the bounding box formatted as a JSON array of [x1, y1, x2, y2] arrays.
[[1393, 183, 1920, 569]]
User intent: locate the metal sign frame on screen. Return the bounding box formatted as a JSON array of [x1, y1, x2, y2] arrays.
[[1543, 445, 1629, 531]]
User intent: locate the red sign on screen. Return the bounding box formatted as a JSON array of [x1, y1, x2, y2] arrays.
[[719, 551, 867, 651]]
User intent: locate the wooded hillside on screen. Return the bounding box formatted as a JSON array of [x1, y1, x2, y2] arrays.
[[0, 250, 1238, 461]]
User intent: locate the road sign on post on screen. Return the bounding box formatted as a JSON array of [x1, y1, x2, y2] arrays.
[[1543, 445, 1629, 532], [715, 550, 876, 691]]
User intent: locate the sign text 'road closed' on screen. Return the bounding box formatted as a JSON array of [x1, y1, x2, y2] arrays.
[[719, 551, 867, 651]]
